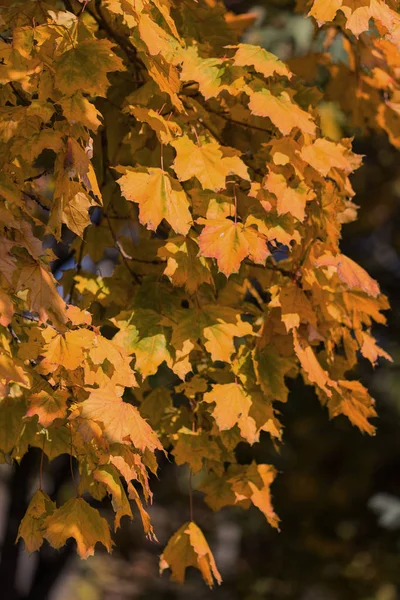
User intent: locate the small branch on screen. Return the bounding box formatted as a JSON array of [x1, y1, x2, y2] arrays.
[[24, 170, 48, 183], [68, 424, 79, 497], [207, 106, 273, 134], [244, 260, 294, 278], [10, 82, 30, 106], [105, 213, 141, 283], [69, 231, 86, 304], [39, 437, 45, 491], [22, 190, 50, 212]]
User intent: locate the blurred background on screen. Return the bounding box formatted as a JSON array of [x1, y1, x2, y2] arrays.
[[2, 1, 400, 598]]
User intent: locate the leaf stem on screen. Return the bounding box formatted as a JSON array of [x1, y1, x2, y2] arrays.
[[39, 436, 45, 491], [105, 213, 141, 284], [68, 424, 79, 497], [189, 468, 194, 523]]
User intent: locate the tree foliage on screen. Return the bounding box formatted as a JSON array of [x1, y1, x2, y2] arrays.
[[0, 0, 395, 587]]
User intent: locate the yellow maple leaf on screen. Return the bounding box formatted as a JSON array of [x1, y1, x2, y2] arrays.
[[17, 490, 56, 553], [93, 465, 133, 531], [180, 45, 225, 99], [203, 382, 258, 444], [293, 329, 336, 397], [26, 389, 68, 428], [202, 305, 254, 362], [158, 236, 213, 293], [0, 352, 30, 387], [235, 463, 280, 528], [171, 136, 249, 191], [300, 138, 362, 177], [80, 386, 162, 453], [263, 171, 314, 222], [316, 253, 381, 297], [229, 43, 292, 79], [88, 334, 137, 388], [197, 217, 270, 276], [117, 166, 192, 235], [248, 88, 316, 136], [43, 497, 113, 559], [126, 105, 182, 144], [39, 328, 95, 374], [60, 93, 103, 132], [273, 285, 317, 332], [329, 380, 378, 435], [309, 0, 400, 39], [160, 521, 222, 587], [16, 260, 68, 328], [358, 330, 392, 366]]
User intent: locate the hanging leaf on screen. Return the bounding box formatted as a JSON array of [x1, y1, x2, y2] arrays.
[[43, 497, 113, 559], [160, 521, 222, 587]]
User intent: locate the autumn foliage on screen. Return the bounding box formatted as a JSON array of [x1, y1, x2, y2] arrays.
[[0, 0, 395, 587]]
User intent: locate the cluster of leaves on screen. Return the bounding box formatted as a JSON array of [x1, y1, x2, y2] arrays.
[[295, 0, 400, 146], [0, 0, 395, 587]]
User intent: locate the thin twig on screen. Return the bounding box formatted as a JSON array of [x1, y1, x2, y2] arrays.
[[69, 231, 86, 304], [24, 170, 48, 183], [39, 436, 45, 491], [105, 213, 141, 283], [68, 424, 79, 497]]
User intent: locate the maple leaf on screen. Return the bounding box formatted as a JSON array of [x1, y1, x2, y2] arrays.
[[197, 217, 270, 276], [26, 389, 68, 428], [158, 236, 213, 293], [170, 136, 249, 191], [253, 346, 293, 403], [17, 490, 56, 553], [263, 171, 314, 222], [160, 521, 222, 587], [202, 305, 254, 362], [54, 39, 125, 97], [50, 179, 95, 238], [358, 330, 392, 366], [293, 330, 336, 397], [79, 386, 162, 453], [141, 53, 184, 110], [308, 0, 400, 38], [113, 310, 172, 379], [248, 89, 316, 136], [300, 138, 362, 176], [60, 94, 103, 132], [273, 285, 317, 332], [39, 328, 94, 374], [244, 464, 280, 528], [43, 498, 113, 559], [316, 253, 381, 297], [0, 289, 13, 326], [229, 44, 292, 79], [329, 380, 377, 435], [172, 427, 223, 473], [0, 353, 30, 387], [127, 106, 182, 144], [180, 45, 225, 100], [200, 462, 279, 528], [168, 304, 253, 364], [0, 398, 28, 453], [117, 167, 192, 235], [88, 334, 137, 388], [203, 382, 258, 444], [94, 465, 133, 530], [128, 483, 157, 541], [16, 260, 68, 327]]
